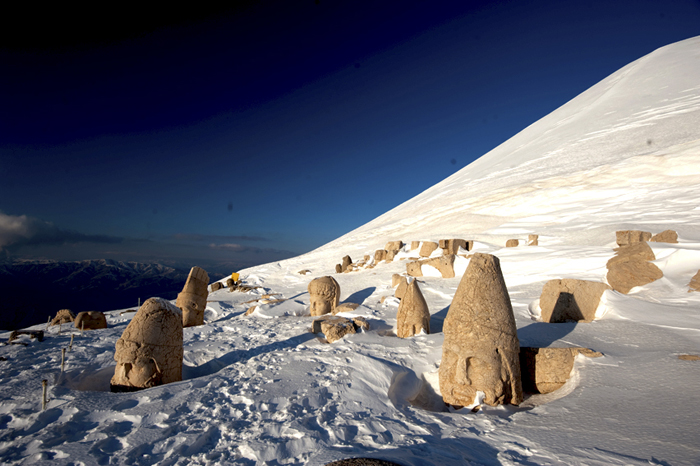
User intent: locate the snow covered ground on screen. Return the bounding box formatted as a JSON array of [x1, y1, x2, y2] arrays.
[[2, 36, 700, 465]]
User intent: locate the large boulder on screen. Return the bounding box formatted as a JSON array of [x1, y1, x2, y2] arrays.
[[176, 266, 209, 327], [650, 229, 678, 243], [74, 311, 107, 330], [539, 279, 610, 323], [308, 276, 340, 316], [615, 230, 651, 247], [396, 280, 430, 338], [110, 298, 183, 392], [419, 241, 439, 257], [606, 242, 663, 294], [439, 239, 471, 255], [440, 253, 522, 407], [519, 347, 602, 394], [51, 309, 75, 326]]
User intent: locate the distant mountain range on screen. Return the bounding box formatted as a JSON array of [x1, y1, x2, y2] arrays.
[[0, 259, 225, 330]]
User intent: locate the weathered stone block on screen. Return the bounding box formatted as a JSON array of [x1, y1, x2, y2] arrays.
[[539, 279, 610, 323], [520, 347, 602, 394], [616, 230, 652, 247], [74, 311, 107, 330], [396, 280, 430, 338], [419, 241, 439, 257]]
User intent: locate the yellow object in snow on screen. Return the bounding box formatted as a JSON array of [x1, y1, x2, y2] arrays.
[[231, 272, 240, 283]]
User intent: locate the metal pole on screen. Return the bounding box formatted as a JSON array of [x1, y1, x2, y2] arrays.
[[42, 380, 48, 411]]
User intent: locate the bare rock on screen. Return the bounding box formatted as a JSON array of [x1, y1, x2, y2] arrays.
[[406, 261, 423, 277], [312, 316, 356, 343], [520, 347, 602, 394], [176, 266, 209, 327], [341, 255, 352, 271], [539, 279, 610, 323], [396, 280, 430, 338], [689, 270, 700, 292], [374, 249, 387, 263], [410, 241, 420, 250], [419, 241, 439, 257], [74, 311, 107, 330], [333, 302, 360, 315], [308, 276, 340, 316], [528, 234, 539, 246], [606, 242, 662, 294], [110, 298, 183, 392], [440, 253, 522, 407], [211, 282, 224, 291], [51, 309, 75, 326], [439, 239, 471, 255], [616, 230, 652, 247], [650, 229, 678, 243], [505, 239, 519, 248], [385, 241, 404, 252], [335, 264, 343, 273], [678, 354, 700, 361]]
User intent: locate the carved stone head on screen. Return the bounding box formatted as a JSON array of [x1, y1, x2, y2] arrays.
[[308, 276, 340, 316]]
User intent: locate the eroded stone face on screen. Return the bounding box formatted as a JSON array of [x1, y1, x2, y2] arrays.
[[308, 276, 340, 316], [439, 253, 522, 406], [396, 280, 430, 338], [110, 298, 183, 391], [176, 266, 209, 327]]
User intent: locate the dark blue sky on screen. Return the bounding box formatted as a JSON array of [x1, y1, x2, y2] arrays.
[[2, 0, 700, 274]]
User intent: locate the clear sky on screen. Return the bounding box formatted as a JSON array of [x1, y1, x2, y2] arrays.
[[2, 0, 700, 274]]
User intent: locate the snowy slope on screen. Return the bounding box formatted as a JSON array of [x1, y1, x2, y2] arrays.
[[2, 37, 700, 466]]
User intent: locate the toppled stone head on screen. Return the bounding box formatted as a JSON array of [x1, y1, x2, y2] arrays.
[[110, 298, 183, 392], [308, 276, 340, 316], [51, 309, 75, 326], [176, 266, 209, 327], [396, 279, 430, 338], [440, 253, 523, 407]]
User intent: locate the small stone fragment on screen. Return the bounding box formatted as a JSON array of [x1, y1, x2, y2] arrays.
[[505, 239, 519, 247], [689, 270, 700, 292], [678, 354, 700, 361], [74, 311, 108, 330], [650, 229, 678, 244], [312, 315, 356, 343], [419, 241, 439, 257], [396, 280, 430, 338], [298, 269, 311, 275], [615, 230, 652, 247], [528, 234, 539, 246], [333, 302, 360, 315]]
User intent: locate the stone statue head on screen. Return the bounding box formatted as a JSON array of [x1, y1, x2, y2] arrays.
[[110, 298, 183, 392], [308, 276, 340, 316]]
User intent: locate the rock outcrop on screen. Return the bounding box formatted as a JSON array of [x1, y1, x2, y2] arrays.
[[440, 253, 523, 407], [308, 276, 340, 316], [110, 298, 183, 392], [616, 230, 652, 247], [51, 309, 75, 326], [419, 241, 439, 257], [539, 279, 610, 323], [74, 311, 107, 330], [519, 347, 602, 394], [505, 239, 519, 247], [176, 266, 209, 327], [606, 242, 663, 294], [650, 229, 678, 243], [396, 280, 430, 338]]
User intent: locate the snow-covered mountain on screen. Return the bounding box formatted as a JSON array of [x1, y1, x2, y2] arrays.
[[1, 37, 700, 465]]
